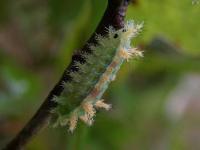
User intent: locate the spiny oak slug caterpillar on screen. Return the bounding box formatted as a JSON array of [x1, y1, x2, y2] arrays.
[[51, 20, 143, 132]]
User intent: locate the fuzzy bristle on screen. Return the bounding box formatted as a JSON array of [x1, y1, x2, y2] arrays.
[[68, 112, 78, 132], [51, 95, 58, 102], [79, 114, 93, 126], [95, 99, 112, 111], [119, 48, 132, 61], [119, 48, 143, 61], [81, 102, 96, 118], [131, 49, 143, 57]]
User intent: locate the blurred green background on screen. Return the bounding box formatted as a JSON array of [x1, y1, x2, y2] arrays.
[[0, 0, 200, 149]]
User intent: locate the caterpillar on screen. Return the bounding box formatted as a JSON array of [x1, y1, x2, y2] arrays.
[[51, 20, 143, 132]]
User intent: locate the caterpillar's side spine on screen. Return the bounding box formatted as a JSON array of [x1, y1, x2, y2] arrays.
[[51, 20, 143, 132]]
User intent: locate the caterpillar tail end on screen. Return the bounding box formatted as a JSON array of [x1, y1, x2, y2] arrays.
[[67, 99, 112, 132]]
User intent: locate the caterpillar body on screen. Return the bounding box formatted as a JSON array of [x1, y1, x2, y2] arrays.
[[52, 20, 143, 132]]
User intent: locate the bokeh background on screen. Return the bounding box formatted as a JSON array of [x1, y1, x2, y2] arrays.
[[0, 0, 200, 149]]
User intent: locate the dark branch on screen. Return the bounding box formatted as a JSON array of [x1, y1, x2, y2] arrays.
[[3, 0, 130, 149]]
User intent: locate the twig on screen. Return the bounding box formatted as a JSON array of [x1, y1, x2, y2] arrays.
[[3, 0, 130, 149]]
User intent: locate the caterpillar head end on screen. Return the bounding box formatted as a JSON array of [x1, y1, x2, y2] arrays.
[[122, 20, 143, 39]]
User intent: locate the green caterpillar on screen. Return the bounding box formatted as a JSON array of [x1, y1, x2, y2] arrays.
[[52, 20, 143, 132]]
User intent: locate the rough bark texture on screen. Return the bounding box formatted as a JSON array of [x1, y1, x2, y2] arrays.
[[3, 0, 130, 149]]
